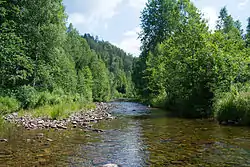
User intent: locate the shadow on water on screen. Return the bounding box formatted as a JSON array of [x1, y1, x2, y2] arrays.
[[1, 102, 250, 166]]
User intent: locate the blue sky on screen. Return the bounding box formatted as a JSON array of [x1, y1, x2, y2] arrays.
[[63, 0, 250, 56]]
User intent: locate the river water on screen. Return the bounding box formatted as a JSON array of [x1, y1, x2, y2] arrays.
[[1, 102, 250, 167]]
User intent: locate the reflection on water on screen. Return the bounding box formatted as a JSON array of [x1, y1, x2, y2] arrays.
[[1, 102, 250, 166]]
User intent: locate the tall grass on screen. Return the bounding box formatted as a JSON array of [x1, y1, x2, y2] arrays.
[[18, 102, 96, 120], [0, 96, 20, 115], [213, 84, 250, 125]]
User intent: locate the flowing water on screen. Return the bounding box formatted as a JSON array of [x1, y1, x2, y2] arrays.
[[1, 102, 250, 167]]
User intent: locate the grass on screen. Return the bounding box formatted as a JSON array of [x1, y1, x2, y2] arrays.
[[213, 85, 250, 125], [0, 96, 20, 115], [18, 102, 96, 120]]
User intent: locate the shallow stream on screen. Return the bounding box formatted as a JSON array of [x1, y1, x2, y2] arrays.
[[1, 102, 250, 166]]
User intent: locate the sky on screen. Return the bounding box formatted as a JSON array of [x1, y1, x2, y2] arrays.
[[63, 0, 250, 56]]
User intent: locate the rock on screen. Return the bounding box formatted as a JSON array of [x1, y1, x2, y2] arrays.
[[92, 129, 104, 133], [228, 120, 235, 125], [38, 120, 44, 124], [3, 102, 115, 131], [171, 161, 183, 165], [26, 139, 31, 143], [57, 124, 67, 129], [0, 139, 8, 142], [37, 133, 44, 138], [50, 124, 57, 128], [13, 112, 18, 117], [102, 164, 118, 167], [47, 138, 53, 142], [221, 121, 227, 125]]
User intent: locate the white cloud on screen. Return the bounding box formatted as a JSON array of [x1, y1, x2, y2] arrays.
[[201, 7, 218, 31], [67, 0, 123, 32], [238, 0, 249, 9], [116, 27, 141, 56], [104, 23, 109, 30], [68, 13, 86, 25], [128, 0, 147, 10]]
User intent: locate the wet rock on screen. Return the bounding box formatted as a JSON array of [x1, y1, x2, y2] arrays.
[[37, 133, 44, 138], [102, 164, 118, 167], [47, 138, 53, 142], [92, 129, 104, 133], [220, 121, 227, 125], [57, 124, 67, 129], [171, 161, 183, 165], [0, 139, 8, 142]]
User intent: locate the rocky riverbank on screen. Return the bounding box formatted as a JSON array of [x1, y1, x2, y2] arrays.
[[3, 102, 115, 130]]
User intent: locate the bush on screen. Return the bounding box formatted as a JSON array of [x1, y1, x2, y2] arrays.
[[149, 91, 167, 108], [36, 91, 63, 107], [213, 84, 250, 125], [15, 85, 39, 109], [0, 96, 20, 114]]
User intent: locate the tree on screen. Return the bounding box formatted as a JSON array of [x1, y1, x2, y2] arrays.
[[246, 17, 250, 47], [83, 34, 134, 97], [91, 58, 111, 102], [0, 0, 33, 89], [133, 0, 249, 118], [77, 67, 93, 101], [140, 0, 179, 52], [18, 0, 67, 89]]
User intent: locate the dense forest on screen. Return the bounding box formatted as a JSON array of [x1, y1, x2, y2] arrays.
[[133, 0, 250, 125], [0, 0, 134, 115]]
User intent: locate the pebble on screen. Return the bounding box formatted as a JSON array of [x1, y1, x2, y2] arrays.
[[4, 103, 115, 131], [0, 139, 8, 142], [37, 133, 44, 138], [47, 138, 53, 142], [102, 164, 118, 167]]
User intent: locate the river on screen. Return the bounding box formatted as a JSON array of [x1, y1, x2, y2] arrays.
[[1, 102, 250, 166]]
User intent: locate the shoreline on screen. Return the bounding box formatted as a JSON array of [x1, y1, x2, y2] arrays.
[[3, 102, 115, 131]]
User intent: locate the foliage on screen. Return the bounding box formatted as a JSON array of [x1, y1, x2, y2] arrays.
[[213, 84, 250, 125], [133, 0, 250, 120], [0, 0, 135, 117], [18, 102, 96, 120], [91, 59, 111, 102], [0, 96, 20, 114]]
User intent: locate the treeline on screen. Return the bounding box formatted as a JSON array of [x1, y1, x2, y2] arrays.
[[0, 0, 134, 114], [133, 0, 250, 124]]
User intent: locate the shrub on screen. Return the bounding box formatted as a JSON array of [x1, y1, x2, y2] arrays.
[[15, 85, 39, 109], [0, 96, 20, 114], [36, 91, 52, 107], [213, 84, 250, 125]]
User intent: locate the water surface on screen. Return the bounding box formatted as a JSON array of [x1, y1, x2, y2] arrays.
[[1, 102, 250, 166]]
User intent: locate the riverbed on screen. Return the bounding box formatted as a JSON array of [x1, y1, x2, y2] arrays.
[[1, 102, 250, 166]]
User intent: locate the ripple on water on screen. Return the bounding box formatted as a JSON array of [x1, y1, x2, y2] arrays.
[[1, 102, 250, 166]]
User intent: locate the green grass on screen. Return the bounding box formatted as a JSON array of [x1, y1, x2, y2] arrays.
[[18, 102, 96, 120], [0, 96, 20, 115], [213, 85, 250, 125]]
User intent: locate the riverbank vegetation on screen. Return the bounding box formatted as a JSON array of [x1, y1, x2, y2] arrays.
[[133, 0, 250, 124], [0, 1, 134, 117]]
